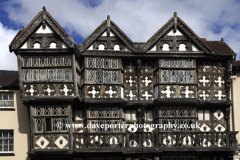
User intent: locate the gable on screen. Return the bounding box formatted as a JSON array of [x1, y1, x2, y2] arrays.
[[144, 14, 211, 54], [19, 23, 69, 49], [80, 16, 136, 52], [9, 8, 75, 52], [148, 28, 201, 52]]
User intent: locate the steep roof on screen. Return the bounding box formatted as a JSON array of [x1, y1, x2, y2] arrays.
[[203, 41, 236, 55], [0, 71, 19, 89], [9, 8, 74, 52]]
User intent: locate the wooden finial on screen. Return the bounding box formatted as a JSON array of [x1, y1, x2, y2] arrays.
[[173, 12, 177, 33], [43, 6, 46, 11], [174, 12, 177, 17], [221, 38, 224, 42], [107, 15, 110, 20], [21, 26, 25, 30]]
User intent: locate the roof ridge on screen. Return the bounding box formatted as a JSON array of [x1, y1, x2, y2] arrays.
[[82, 20, 107, 44], [110, 20, 133, 43], [10, 11, 42, 46]]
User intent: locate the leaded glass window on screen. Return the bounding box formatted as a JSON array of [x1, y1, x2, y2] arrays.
[[111, 59, 118, 68], [60, 106, 67, 115], [96, 58, 102, 68], [97, 120, 104, 132], [186, 107, 194, 117], [52, 118, 60, 131], [177, 60, 185, 67], [161, 60, 168, 67], [35, 107, 42, 116], [65, 69, 72, 80], [170, 70, 177, 82], [103, 71, 111, 82], [89, 107, 95, 118], [161, 70, 169, 82], [104, 59, 110, 68], [169, 60, 176, 67], [88, 58, 94, 68], [52, 106, 58, 115], [186, 71, 194, 82], [48, 57, 54, 66], [179, 119, 186, 131], [112, 71, 118, 82], [178, 70, 185, 82], [36, 119, 43, 132], [61, 118, 68, 131], [161, 107, 168, 117], [44, 107, 51, 116], [32, 69, 39, 81], [178, 107, 185, 117], [48, 69, 55, 80], [186, 60, 193, 67], [63, 56, 71, 66], [169, 107, 177, 117], [105, 107, 111, 118], [105, 120, 112, 132], [56, 57, 63, 66], [88, 70, 95, 82], [96, 70, 102, 82], [39, 57, 46, 66], [24, 69, 31, 81], [113, 120, 120, 132], [0, 93, 14, 108], [96, 107, 103, 118], [23, 57, 31, 67], [112, 107, 119, 118], [40, 69, 47, 81], [56, 69, 63, 80], [32, 57, 38, 66], [90, 120, 97, 132]]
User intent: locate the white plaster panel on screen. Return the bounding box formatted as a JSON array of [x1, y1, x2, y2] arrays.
[[36, 25, 53, 34], [167, 29, 183, 36]]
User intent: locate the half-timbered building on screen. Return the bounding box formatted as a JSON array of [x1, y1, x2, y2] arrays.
[[7, 6, 238, 160]]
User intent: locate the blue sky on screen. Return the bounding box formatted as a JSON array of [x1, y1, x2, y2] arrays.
[[1, 0, 240, 70]]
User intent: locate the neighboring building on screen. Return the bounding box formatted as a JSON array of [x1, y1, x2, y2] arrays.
[[0, 71, 30, 160], [231, 61, 240, 160], [5, 6, 238, 160]]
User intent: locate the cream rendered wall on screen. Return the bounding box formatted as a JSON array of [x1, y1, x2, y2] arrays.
[[0, 90, 30, 160]]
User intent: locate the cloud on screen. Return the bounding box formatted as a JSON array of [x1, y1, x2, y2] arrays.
[[0, 22, 18, 70], [1, 0, 240, 62]]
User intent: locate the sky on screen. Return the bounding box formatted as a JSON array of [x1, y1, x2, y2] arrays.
[[0, 0, 240, 71]]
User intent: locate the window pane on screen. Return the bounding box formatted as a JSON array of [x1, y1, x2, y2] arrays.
[[3, 144, 8, 151], [0, 94, 2, 100], [9, 145, 13, 151], [3, 94, 8, 100], [9, 139, 13, 145], [8, 94, 13, 100], [65, 69, 72, 80], [9, 132, 13, 138], [3, 132, 8, 138]]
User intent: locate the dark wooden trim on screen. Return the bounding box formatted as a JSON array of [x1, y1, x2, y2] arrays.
[[0, 153, 15, 156], [0, 108, 15, 111]]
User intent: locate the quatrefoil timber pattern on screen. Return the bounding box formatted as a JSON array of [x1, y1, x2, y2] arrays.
[[198, 61, 227, 100], [24, 84, 39, 96], [42, 84, 56, 96], [59, 84, 74, 96], [87, 85, 100, 98], [104, 86, 118, 98]]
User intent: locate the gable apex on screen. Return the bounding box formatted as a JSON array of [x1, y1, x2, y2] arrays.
[[9, 9, 75, 52]]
